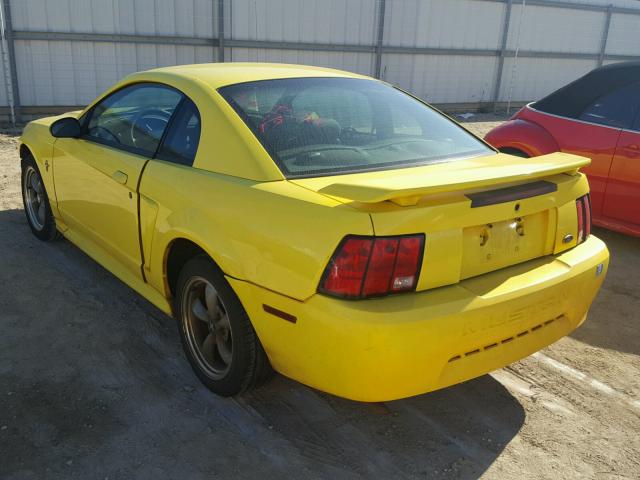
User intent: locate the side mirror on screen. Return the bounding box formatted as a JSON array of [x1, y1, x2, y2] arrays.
[[50, 117, 82, 138]]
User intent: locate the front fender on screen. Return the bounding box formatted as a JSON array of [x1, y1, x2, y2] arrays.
[[19, 119, 60, 218], [484, 119, 559, 157], [20, 112, 83, 223]]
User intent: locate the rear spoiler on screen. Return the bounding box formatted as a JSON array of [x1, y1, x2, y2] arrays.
[[316, 153, 590, 206]]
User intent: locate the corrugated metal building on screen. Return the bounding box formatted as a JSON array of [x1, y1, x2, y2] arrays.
[[1, 0, 639, 123]]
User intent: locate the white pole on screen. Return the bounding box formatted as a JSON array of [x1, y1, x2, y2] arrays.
[[507, 0, 526, 116], [0, 1, 15, 126]]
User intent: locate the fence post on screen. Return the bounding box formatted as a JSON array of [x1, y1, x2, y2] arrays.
[[492, 0, 512, 112], [0, 0, 20, 125], [373, 0, 386, 79], [598, 5, 612, 67], [217, 0, 225, 62]]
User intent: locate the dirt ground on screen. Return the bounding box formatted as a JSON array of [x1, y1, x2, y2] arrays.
[[0, 119, 639, 480]]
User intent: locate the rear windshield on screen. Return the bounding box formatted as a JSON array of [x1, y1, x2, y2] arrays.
[[218, 77, 493, 178]]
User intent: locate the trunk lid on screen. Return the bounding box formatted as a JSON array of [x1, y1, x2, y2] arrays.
[[293, 152, 590, 291]]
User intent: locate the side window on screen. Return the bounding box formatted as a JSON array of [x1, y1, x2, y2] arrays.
[[156, 99, 201, 166], [85, 83, 182, 156], [633, 112, 640, 133], [579, 83, 640, 129]]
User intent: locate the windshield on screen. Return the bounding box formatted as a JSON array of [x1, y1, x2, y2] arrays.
[[219, 77, 493, 178]]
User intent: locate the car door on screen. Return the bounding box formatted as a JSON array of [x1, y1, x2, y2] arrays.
[[53, 83, 183, 278], [562, 81, 640, 221], [138, 98, 202, 286], [603, 110, 640, 225]]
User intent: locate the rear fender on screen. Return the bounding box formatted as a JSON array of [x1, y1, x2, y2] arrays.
[[485, 119, 559, 157], [139, 162, 374, 302]]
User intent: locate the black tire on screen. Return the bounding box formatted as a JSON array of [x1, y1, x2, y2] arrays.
[[499, 147, 530, 158], [174, 255, 272, 396], [21, 154, 62, 241]]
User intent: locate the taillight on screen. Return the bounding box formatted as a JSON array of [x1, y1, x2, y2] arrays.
[[319, 234, 425, 299], [576, 194, 592, 244]]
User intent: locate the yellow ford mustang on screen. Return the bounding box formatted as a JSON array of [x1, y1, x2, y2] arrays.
[[19, 63, 609, 401]]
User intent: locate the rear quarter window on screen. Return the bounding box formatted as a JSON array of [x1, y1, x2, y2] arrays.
[[578, 82, 640, 129], [156, 98, 201, 166]]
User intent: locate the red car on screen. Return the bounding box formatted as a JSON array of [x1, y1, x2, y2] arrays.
[[485, 62, 640, 237]]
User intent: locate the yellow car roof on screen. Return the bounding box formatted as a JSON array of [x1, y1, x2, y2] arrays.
[[85, 63, 375, 182], [141, 62, 371, 89]]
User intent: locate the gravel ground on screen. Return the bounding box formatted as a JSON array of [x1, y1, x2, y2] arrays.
[[0, 120, 639, 479], [457, 113, 510, 137]]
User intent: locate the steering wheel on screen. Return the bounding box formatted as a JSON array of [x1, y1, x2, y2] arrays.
[[340, 126, 360, 143], [340, 126, 374, 144], [130, 109, 172, 149], [91, 125, 122, 145]]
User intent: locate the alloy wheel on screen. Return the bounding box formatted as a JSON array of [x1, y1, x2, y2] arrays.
[[24, 166, 45, 231], [182, 277, 234, 379]]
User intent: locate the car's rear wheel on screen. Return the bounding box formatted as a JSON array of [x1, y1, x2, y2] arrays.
[[21, 154, 61, 241], [499, 147, 530, 158], [175, 256, 272, 396]]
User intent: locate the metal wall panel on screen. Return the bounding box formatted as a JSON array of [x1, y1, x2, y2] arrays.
[[384, 0, 505, 50], [11, 0, 216, 37], [228, 0, 376, 45], [506, 4, 605, 53], [0, 57, 8, 106], [381, 54, 498, 104], [1, 0, 640, 112], [558, 0, 640, 8], [604, 13, 640, 56], [498, 57, 597, 102], [230, 47, 374, 76], [15, 39, 215, 106]]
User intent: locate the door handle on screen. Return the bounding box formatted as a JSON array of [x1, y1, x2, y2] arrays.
[[111, 170, 128, 185]]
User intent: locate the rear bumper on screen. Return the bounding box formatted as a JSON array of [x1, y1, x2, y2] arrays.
[[229, 235, 609, 402]]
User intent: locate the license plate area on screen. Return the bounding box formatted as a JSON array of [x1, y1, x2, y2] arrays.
[[460, 211, 552, 279]]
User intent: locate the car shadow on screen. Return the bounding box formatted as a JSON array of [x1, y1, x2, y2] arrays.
[[569, 227, 640, 356], [0, 208, 524, 479], [240, 373, 525, 479]]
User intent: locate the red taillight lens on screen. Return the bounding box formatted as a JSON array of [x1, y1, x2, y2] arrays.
[[319, 234, 425, 299], [362, 238, 399, 296], [576, 199, 585, 243], [583, 195, 592, 238], [320, 237, 373, 297], [392, 236, 424, 291], [576, 194, 592, 244]]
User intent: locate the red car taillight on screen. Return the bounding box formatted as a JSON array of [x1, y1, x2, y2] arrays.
[[576, 194, 592, 244], [319, 235, 425, 299]]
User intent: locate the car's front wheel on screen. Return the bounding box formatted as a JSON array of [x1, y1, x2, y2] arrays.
[[175, 256, 272, 396], [21, 154, 61, 241]]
